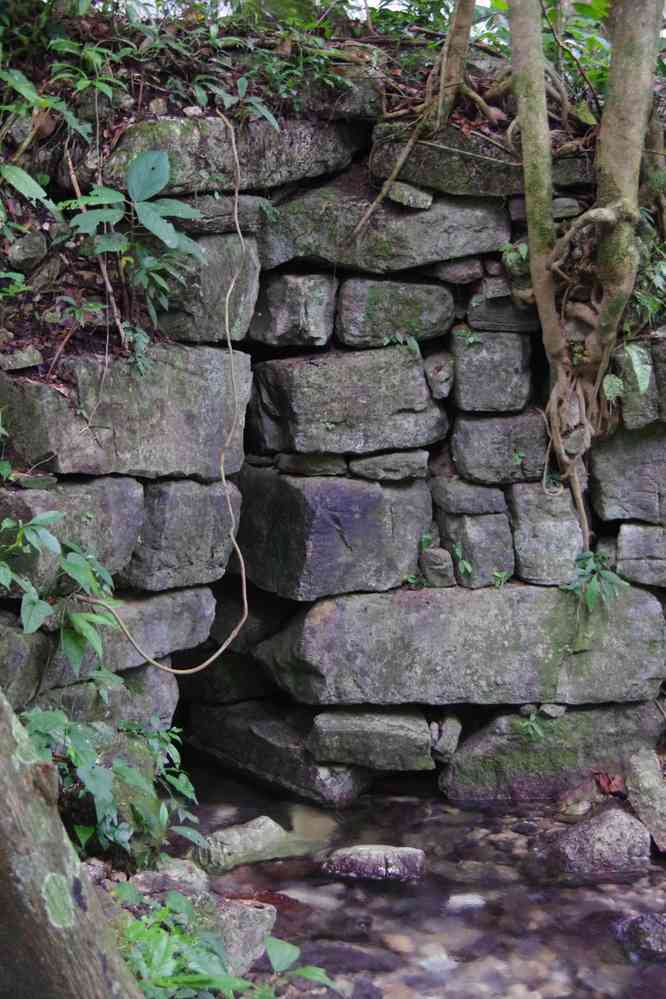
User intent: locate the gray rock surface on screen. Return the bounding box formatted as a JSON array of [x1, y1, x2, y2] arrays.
[[178, 194, 272, 235], [0, 346, 252, 479], [189, 701, 371, 807], [625, 747, 666, 852], [210, 580, 296, 654], [387, 181, 433, 209], [616, 335, 666, 430], [0, 478, 143, 592], [0, 611, 52, 709], [532, 808, 651, 885], [452, 330, 532, 411], [7, 232, 48, 272], [194, 816, 294, 872], [431, 715, 462, 764], [236, 466, 431, 600], [618, 913, 666, 961], [444, 703, 664, 806], [451, 411, 548, 484], [429, 257, 483, 284], [591, 424, 666, 523], [247, 346, 448, 455], [258, 166, 510, 273], [248, 273, 338, 347], [467, 281, 540, 333], [159, 236, 260, 342], [419, 546, 456, 587], [509, 484, 584, 585], [321, 845, 425, 882], [307, 709, 434, 770], [255, 586, 664, 706], [439, 512, 514, 588], [335, 279, 454, 347], [431, 475, 507, 515], [348, 450, 428, 481], [213, 899, 277, 975], [121, 481, 241, 591], [616, 522, 666, 586], [423, 351, 454, 399], [103, 117, 366, 193], [277, 453, 348, 476]]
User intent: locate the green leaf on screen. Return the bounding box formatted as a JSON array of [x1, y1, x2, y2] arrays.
[[34, 527, 61, 555], [0, 165, 48, 204], [0, 562, 14, 589], [149, 198, 202, 220], [60, 552, 96, 593], [70, 207, 124, 235], [171, 825, 208, 848], [265, 937, 300, 974], [134, 202, 179, 248], [74, 825, 95, 850], [113, 881, 144, 906], [87, 186, 126, 204], [603, 373, 624, 402], [290, 966, 342, 992], [94, 233, 129, 254], [0, 68, 40, 103], [165, 890, 195, 918], [127, 150, 170, 203], [60, 627, 88, 674], [68, 611, 104, 659], [27, 510, 64, 528], [175, 232, 205, 262], [0, 461, 12, 481], [113, 760, 155, 795], [574, 101, 597, 126], [584, 572, 600, 613], [21, 590, 54, 633], [624, 343, 652, 396], [247, 97, 279, 131]]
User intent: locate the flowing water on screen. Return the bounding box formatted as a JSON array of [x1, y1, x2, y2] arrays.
[[188, 764, 666, 999]]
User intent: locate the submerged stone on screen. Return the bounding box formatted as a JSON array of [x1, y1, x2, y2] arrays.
[[322, 845, 425, 882]]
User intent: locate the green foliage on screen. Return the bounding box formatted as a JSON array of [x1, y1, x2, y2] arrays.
[[452, 542, 472, 579], [561, 550, 629, 618], [516, 711, 545, 742], [453, 326, 481, 348], [493, 569, 511, 588]]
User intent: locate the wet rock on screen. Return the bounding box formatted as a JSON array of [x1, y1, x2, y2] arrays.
[[296, 940, 401, 974], [590, 424, 666, 523], [439, 512, 514, 588], [103, 117, 366, 193], [255, 586, 664, 706], [424, 350, 454, 399], [431, 716, 463, 763], [248, 273, 338, 348], [431, 859, 521, 884], [194, 816, 293, 872], [0, 346, 43, 370], [236, 466, 431, 600], [277, 453, 348, 476], [625, 747, 666, 852], [348, 450, 429, 481], [419, 546, 456, 587], [247, 346, 448, 456], [208, 898, 277, 975], [451, 410, 548, 484], [0, 477, 143, 592], [387, 181, 433, 209], [429, 257, 483, 284], [445, 703, 664, 807], [132, 857, 209, 894], [533, 807, 650, 885], [616, 523, 666, 586], [120, 481, 241, 591], [322, 845, 425, 882], [189, 701, 371, 807], [258, 165, 510, 273], [159, 235, 260, 342], [335, 279, 454, 347], [540, 703, 566, 719], [452, 330, 532, 412], [617, 913, 666, 961], [8, 232, 47, 272], [371, 122, 592, 196], [0, 346, 252, 479], [431, 475, 507, 515], [307, 709, 434, 770], [467, 279, 540, 333], [509, 483, 584, 585]]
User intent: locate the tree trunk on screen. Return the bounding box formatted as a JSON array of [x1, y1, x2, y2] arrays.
[[0, 689, 143, 999]]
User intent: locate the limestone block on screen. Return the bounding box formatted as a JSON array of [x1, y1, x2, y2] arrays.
[[348, 450, 429, 481], [0, 477, 144, 591], [371, 122, 593, 197], [467, 278, 540, 333], [451, 411, 547, 485], [429, 257, 483, 284], [0, 346, 252, 479], [321, 846, 425, 882], [247, 346, 448, 455], [439, 512, 514, 588], [236, 466, 432, 600], [307, 709, 434, 770], [387, 181, 433, 209], [443, 702, 664, 807], [452, 330, 532, 412], [419, 546, 456, 587], [254, 585, 664, 706], [430, 476, 507, 515], [509, 484, 584, 585], [103, 117, 366, 194], [423, 351, 454, 399], [0, 610, 52, 710], [590, 424, 666, 524], [248, 273, 338, 348], [616, 523, 666, 586], [121, 481, 241, 591], [431, 715, 462, 763], [258, 166, 510, 273], [335, 279, 454, 347], [159, 236, 260, 342], [189, 701, 371, 807]]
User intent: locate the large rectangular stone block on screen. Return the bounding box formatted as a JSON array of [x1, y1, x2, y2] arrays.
[[452, 330, 532, 412], [255, 586, 664, 705], [451, 411, 547, 484], [236, 466, 432, 600], [247, 346, 448, 455], [590, 424, 666, 524], [0, 345, 252, 479]]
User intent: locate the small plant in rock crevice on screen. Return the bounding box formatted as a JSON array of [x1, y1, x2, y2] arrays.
[[452, 541, 473, 579]]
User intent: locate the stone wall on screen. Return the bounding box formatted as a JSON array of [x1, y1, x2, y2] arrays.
[[3, 101, 666, 811]]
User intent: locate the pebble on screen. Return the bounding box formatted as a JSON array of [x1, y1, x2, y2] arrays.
[[446, 893, 486, 912], [381, 934, 415, 956]]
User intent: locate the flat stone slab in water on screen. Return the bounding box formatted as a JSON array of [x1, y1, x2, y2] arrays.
[[322, 845, 425, 882]]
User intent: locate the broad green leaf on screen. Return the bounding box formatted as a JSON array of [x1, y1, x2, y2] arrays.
[[290, 966, 342, 992], [60, 552, 96, 593], [134, 201, 179, 248], [247, 97, 279, 131], [113, 760, 155, 794], [149, 198, 202, 220], [0, 165, 48, 203], [624, 343, 652, 396], [165, 890, 195, 918], [87, 186, 126, 204], [175, 232, 206, 262], [0, 460, 13, 480], [68, 611, 104, 659], [574, 101, 597, 125], [34, 527, 61, 555], [21, 590, 54, 633], [60, 627, 87, 674], [0, 68, 40, 103], [0, 562, 13, 589], [265, 937, 300, 974], [27, 510, 64, 528], [602, 373, 624, 402], [77, 763, 115, 819], [170, 825, 208, 848], [74, 825, 95, 850], [113, 881, 144, 905], [127, 150, 170, 203], [94, 233, 129, 254], [585, 573, 600, 613], [70, 207, 124, 235]]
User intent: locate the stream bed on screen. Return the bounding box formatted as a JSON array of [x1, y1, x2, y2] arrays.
[[188, 764, 666, 999]]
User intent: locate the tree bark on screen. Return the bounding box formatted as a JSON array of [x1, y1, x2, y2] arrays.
[[0, 689, 143, 999], [435, 0, 477, 126]]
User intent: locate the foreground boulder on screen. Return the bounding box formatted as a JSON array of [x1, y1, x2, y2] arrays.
[[321, 845, 425, 882], [444, 702, 664, 807], [0, 346, 252, 479], [617, 914, 666, 962], [236, 466, 431, 600], [247, 346, 448, 455], [189, 701, 371, 807], [255, 586, 664, 706]]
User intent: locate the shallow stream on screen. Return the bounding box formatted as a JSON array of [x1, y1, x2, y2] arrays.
[[189, 764, 666, 999]]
